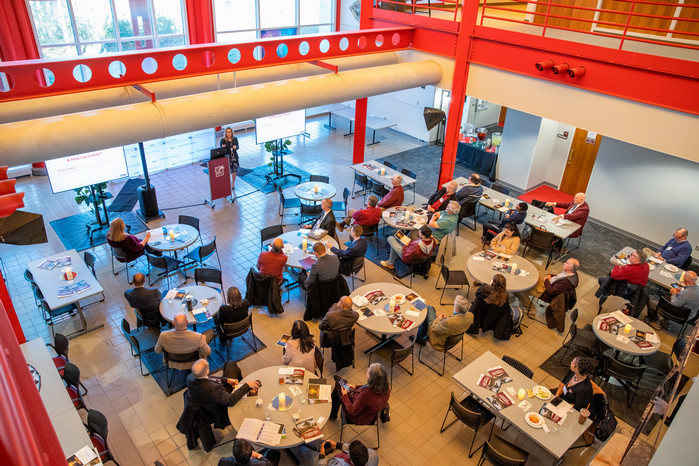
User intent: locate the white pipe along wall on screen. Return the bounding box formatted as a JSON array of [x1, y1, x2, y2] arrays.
[[0, 53, 401, 124], [0, 60, 442, 166]]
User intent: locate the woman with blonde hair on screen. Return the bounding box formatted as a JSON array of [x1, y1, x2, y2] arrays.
[[106, 218, 155, 262]]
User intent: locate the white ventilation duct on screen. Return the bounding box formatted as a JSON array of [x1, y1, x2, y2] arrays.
[[0, 60, 442, 166], [0, 53, 401, 124]]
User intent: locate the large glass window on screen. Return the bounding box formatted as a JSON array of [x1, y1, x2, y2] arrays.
[[214, 0, 335, 43], [27, 0, 187, 58]]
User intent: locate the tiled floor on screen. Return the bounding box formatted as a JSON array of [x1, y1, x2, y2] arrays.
[[4, 116, 695, 465]]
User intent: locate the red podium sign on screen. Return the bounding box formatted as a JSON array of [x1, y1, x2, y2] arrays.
[[208, 157, 232, 201]]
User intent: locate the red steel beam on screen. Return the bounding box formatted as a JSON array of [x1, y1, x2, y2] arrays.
[[471, 26, 699, 115], [0, 28, 414, 103], [309, 60, 339, 73]]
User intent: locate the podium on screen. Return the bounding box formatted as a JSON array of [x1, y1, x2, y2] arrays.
[[206, 157, 232, 207]]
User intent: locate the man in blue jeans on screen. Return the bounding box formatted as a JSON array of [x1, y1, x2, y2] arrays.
[[414, 294, 472, 346]]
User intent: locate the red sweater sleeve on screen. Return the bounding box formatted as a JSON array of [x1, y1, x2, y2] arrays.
[[124, 235, 145, 253]]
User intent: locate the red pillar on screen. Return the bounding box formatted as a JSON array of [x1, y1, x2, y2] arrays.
[[0, 0, 40, 61], [353, 98, 368, 164], [438, 1, 480, 187], [0, 271, 24, 344], [185, 0, 216, 45]]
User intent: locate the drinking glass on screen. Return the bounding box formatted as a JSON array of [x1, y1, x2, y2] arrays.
[[264, 406, 272, 420], [300, 393, 308, 404]]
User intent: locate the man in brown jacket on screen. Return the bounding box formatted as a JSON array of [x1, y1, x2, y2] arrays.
[[155, 314, 212, 370], [418, 295, 473, 350]]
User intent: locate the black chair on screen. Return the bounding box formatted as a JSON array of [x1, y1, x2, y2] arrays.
[[560, 320, 598, 364], [300, 202, 322, 224], [643, 336, 685, 376], [221, 315, 257, 359], [490, 183, 510, 196], [352, 172, 370, 199], [502, 355, 533, 379], [184, 237, 221, 269], [278, 186, 301, 224], [368, 340, 414, 388], [522, 227, 556, 269], [457, 200, 478, 235], [178, 215, 202, 246], [121, 319, 159, 376], [361, 222, 380, 254], [346, 255, 366, 290], [368, 179, 389, 199], [382, 161, 397, 170], [392, 255, 430, 288], [435, 265, 470, 304], [332, 187, 351, 218], [24, 268, 35, 284], [260, 225, 284, 251], [656, 296, 692, 336], [81, 251, 106, 303], [603, 357, 646, 407], [47, 333, 89, 394], [680, 255, 692, 271], [309, 174, 330, 184], [340, 409, 381, 450], [418, 332, 464, 376], [319, 328, 355, 372], [401, 168, 417, 205], [245, 268, 287, 314], [478, 434, 529, 466], [163, 349, 200, 387], [63, 362, 87, 411], [145, 252, 184, 288], [194, 267, 224, 300], [440, 393, 495, 457], [37, 289, 78, 337], [314, 346, 324, 377], [109, 245, 138, 284], [86, 409, 121, 465], [304, 274, 350, 320]]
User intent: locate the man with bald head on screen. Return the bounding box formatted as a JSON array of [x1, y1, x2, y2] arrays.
[[377, 174, 404, 209], [646, 270, 699, 330], [319, 296, 359, 371], [643, 228, 691, 268], [257, 237, 288, 283], [455, 173, 483, 204], [319, 296, 359, 333], [155, 314, 211, 370], [538, 258, 580, 303], [124, 272, 166, 327], [187, 359, 259, 418], [426, 180, 458, 213], [302, 198, 336, 238], [546, 192, 589, 240]]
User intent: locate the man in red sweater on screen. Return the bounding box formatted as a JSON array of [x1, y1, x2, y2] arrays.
[[610, 250, 650, 286], [257, 237, 288, 283], [377, 174, 404, 209], [337, 195, 381, 232], [546, 192, 589, 239], [380, 225, 434, 269]]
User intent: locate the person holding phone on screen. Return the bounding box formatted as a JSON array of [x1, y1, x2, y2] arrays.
[[555, 356, 596, 416], [329, 363, 390, 424]]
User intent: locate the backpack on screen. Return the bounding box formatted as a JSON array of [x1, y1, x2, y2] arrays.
[[594, 400, 618, 441], [510, 305, 524, 337]]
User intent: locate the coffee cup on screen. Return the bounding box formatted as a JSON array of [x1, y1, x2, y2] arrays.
[[578, 408, 590, 425], [256, 398, 263, 407]]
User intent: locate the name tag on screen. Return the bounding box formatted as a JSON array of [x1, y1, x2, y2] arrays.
[[667, 246, 672, 250], [563, 385, 569, 395]]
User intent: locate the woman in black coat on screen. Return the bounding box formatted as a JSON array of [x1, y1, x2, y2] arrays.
[[215, 287, 250, 336], [220, 127, 239, 191]]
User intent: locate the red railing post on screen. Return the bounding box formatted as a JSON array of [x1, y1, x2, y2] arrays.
[[619, 0, 638, 50]]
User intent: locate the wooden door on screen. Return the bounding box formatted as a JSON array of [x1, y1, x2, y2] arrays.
[[559, 128, 602, 195]]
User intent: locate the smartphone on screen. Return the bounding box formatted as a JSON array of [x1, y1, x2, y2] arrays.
[[550, 396, 563, 407], [671, 283, 682, 290], [339, 379, 349, 391]]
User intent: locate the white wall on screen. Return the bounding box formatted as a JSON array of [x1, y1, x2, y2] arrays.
[[340, 0, 360, 31], [496, 109, 542, 189], [546, 121, 575, 186], [367, 87, 436, 141], [586, 138, 699, 246], [528, 118, 558, 189]]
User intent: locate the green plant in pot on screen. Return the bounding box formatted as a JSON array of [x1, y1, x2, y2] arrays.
[[265, 139, 292, 175], [74, 183, 108, 216]]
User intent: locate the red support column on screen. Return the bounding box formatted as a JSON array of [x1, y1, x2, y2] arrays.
[[0, 272, 24, 344], [0, 0, 40, 61], [185, 0, 216, 45], [438, 1, 479, 187], [353, 98, 368, 164]]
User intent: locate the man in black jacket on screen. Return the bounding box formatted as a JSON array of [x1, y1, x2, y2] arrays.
[[187, 359, 259, 425], [426, 180, 458, 213], [124, 272, 166, 327], [302, 198, 337, 238], [327, 225, 367, 276]]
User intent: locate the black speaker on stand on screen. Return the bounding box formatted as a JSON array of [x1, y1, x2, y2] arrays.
[[135, 142, 164, 222]]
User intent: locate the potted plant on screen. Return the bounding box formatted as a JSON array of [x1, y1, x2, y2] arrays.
[[265, 139, 292, 175], [74, 183, 108, 217]]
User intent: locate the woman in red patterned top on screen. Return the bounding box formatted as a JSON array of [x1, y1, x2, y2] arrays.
[[329, 363, 390, 425]]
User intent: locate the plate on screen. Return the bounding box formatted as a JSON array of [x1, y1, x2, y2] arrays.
[[352, 296, 369, 308], [532, 385, 552, 400], [525, 412, 544, 428], [392, 294, 406, 305], [664, 263, 679, 272], [272, 394, 294, 411]]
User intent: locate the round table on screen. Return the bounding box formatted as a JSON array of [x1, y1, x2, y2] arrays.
[[277, 230, 338, 269], [592, 313, 660, 356], [350, 283, 428, 354], [294, 182, 336, 203], [159, 285, 222, 325], [148, 223, 199, 256], [382, 206, 428, 232], [466, 254, 539, 293], [228, 365, 332, 449]]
